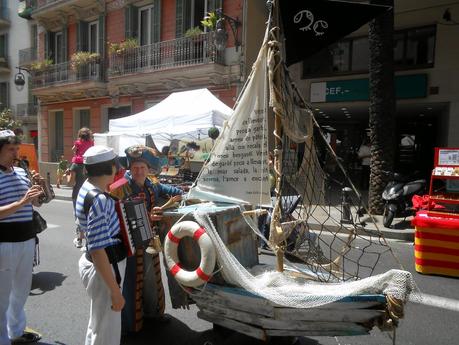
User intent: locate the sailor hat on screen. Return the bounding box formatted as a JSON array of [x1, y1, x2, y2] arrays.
[[125, 145, 161, 172], [83, 145, 117, 165], [0, 129, 16, 138]]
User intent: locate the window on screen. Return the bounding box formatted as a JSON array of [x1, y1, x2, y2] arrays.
[[73, 109, 90, 139], [55, 32, 64, 64], [139, 5, 153, 45], [0, 34, 7, 59], [88, 21, 99, 53], [176, 0, 221, 37], [302, 25, 436, 78], [0, 82, 8, 112], [50, 111, 64, 162]]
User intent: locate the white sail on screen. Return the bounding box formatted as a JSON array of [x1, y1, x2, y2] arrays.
[[188, 43, 271, 206]]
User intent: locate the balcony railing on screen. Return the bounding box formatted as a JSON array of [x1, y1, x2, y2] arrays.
[[31, 60, 104, 88], [19, 48, 37, 66], [15, 103, 38, 116], [34, 0, 59, 9], [108, 32, 224, 77]]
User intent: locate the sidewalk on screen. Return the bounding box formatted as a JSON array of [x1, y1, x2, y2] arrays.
[[52, 185, 414, 241], [52, 185, 73, 201]]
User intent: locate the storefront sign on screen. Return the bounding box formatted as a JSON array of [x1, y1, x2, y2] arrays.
[[310, 74, 427, 102]]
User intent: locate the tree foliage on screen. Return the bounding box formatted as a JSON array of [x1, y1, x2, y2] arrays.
[[0, 108, 22, 131]]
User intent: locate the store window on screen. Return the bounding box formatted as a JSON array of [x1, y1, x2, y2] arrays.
[[302, 25, 436, 78]]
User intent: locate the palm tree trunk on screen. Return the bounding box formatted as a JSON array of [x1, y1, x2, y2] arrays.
[[368, 0, 395, 215]]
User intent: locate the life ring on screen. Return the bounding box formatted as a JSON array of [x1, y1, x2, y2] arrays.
[[164, 221, 216, 288]]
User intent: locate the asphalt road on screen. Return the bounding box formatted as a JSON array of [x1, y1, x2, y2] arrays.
[[25, 200, 459, 345]]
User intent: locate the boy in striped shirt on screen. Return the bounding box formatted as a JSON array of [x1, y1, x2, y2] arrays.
[[0, 130, 43, 345], [76, 146, 126, 345]]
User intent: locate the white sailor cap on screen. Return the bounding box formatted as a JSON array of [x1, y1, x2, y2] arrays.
[[83, 145, 117, 165], [0, 129, 16, 138]]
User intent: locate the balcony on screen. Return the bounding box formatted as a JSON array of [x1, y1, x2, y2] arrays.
[[32, 0, 102, 31], [0, 7, 10, 28], [15, 103, 38, 124], [19, 47, 37, 67], [16, 103, 38, 116], [107, 33, 239, 91], [31, 60, 107, 103], [0, 56, 9, 73]]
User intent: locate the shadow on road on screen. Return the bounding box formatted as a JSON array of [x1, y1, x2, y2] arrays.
[[30, 271, 67, 295], [121, 315, 320, 345]]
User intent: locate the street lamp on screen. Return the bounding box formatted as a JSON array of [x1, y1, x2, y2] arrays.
[[14, 67, 30, 91], [214, 8, 241, 52]]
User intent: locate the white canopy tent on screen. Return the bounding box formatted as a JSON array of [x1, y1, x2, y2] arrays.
[[95, 88, 233, 155]]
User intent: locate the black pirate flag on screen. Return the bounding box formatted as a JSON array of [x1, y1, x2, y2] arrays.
[[280, 0, 390, 66]]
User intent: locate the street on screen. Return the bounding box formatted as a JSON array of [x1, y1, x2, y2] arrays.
[[26, 199, 459, 345]]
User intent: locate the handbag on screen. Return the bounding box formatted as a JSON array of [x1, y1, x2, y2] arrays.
[[33, 210, 47, 234]]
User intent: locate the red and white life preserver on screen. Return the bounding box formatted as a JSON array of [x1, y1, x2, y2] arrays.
[[164, 221, 216, 288]]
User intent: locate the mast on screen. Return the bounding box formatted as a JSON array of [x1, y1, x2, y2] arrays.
[[266, 0, 285, 272]]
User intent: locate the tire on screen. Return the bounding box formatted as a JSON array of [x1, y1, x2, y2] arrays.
[[383, 207, 395, 228]]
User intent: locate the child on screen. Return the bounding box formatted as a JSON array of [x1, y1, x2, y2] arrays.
[[76, 145, 126, 345], [56, 155, 68, 188]]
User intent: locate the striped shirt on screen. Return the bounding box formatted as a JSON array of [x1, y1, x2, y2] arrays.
[[75, 180, 121, 251], [0, 167, 33, 222]]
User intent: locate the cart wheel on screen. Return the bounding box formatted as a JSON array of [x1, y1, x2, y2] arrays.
[[383, 208, 395, 228]]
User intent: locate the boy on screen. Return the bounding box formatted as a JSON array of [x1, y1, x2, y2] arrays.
[[56, 155, 68, 188], [76, 146, 126, 345]]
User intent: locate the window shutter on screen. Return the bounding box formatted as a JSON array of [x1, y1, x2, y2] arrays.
[[125, 5, 138, 39], [98, 15, 105, 55], [151, 0, 161, 43], [76, 21, 88, 52], [62, 26, 68, 61]]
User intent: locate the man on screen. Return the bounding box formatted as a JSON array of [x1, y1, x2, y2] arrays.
[[0, 130, 43, 345], [110, 145, 183, 333], [358, 136, 371, 191], [76, 146, 126, 345]]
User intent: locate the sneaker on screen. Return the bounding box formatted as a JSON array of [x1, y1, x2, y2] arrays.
[[73, 238, 83, 248]]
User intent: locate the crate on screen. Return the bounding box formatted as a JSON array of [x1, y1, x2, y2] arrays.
[[413, 211, 459, 277]]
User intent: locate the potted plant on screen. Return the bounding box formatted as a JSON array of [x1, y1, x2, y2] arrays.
[[70, 52, 100, 71], [107, 38, 139, 56], [29, 59, 53, 73], [201, 11, 218, 31]]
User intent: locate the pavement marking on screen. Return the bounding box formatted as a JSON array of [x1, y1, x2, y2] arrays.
[[47, 223, 60, 229], [410, 293, 459, 312]]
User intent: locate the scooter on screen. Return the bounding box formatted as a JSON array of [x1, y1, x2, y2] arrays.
[[382, 172, 426, 228]]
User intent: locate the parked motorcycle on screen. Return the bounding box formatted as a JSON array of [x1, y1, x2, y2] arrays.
[[382, 171, 426, 228]]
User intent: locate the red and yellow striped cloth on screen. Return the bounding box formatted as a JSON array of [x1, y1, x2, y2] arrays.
[[413, 211, 459, 277]]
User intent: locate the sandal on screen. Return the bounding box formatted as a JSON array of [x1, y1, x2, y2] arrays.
[[11, 331, 41, 344]]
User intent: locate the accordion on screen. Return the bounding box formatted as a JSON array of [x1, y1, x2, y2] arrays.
[[114, 199, 153, 256]]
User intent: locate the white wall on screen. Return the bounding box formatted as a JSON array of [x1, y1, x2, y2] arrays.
[[8, 0, 33, 108]]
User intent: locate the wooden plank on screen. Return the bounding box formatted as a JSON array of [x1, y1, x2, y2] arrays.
[[196, 301, 378, 333], [273, 308, 384, 322], [265, 328, 369, 337], [193, 287, 275, 317], [197, 310, 267, 341]]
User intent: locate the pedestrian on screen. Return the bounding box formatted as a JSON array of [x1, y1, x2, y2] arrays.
[[358, 135, 371, 191], [110, 145, 183, 333], [0, 129, 43, 345], [69, 127, 94, 248], [56, 154, 68, 188], [76, 145, 126, 345]]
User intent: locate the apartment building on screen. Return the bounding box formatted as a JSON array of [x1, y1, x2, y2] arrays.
[[24, 0, 267, 167], [1, 0, 37, 144], [290, 0, 459, 176]]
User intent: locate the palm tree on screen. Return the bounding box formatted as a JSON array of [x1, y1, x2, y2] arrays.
[[368, 0, 395, 215]]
